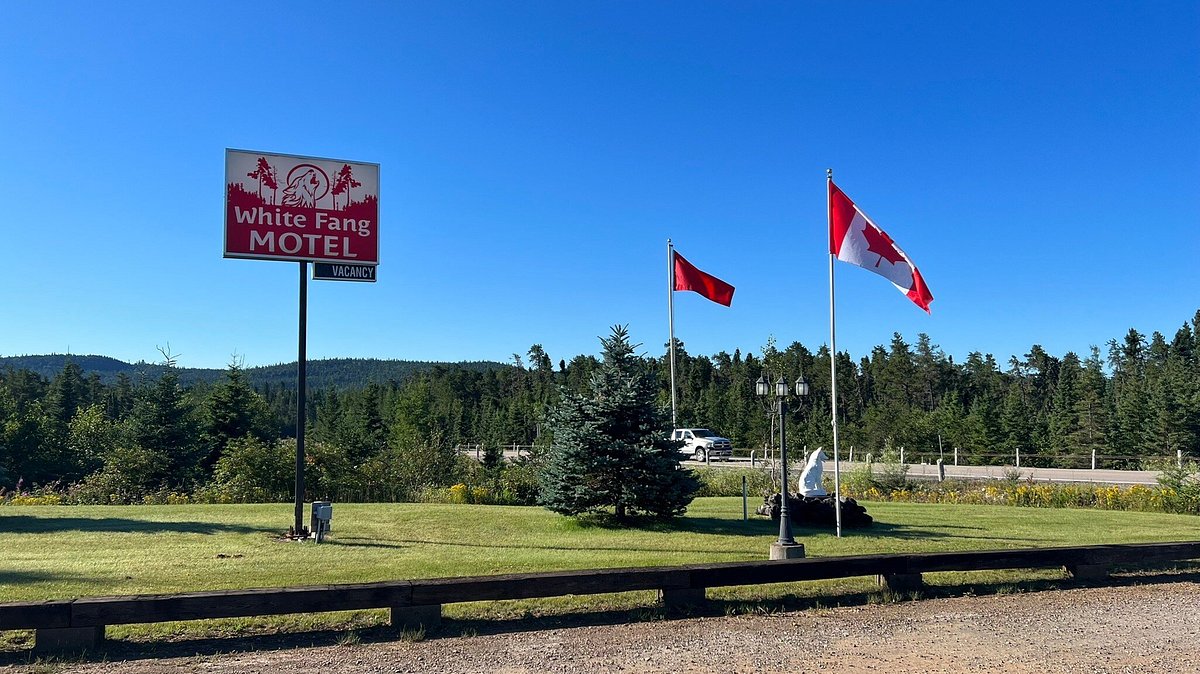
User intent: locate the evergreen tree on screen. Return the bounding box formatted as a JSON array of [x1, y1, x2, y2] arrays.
[[999, 382, 1034, 460], [202, 357, 273, 468], [45, 361, 85, 429], [1109, 330, 1150, 457], [1047, 352, 1083, 459], [539, 326, 698, 520], [1071, 348, 1110, 464], [107, 372, 135, 421], [122, 353, 200, 490]]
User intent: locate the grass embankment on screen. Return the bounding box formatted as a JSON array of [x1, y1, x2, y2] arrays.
[[1, 499, 1197, 646]]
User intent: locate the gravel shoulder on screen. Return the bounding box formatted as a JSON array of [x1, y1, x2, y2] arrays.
[[12, 579, 1200, 674]]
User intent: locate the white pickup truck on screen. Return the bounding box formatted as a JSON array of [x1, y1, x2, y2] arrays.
[[672, 428, 734, 462]]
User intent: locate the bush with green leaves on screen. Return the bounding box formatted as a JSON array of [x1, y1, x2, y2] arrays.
[[693, 467, 773, 498], [841, 462, 877, 494], [195, 436, 293, 503], [841, 476, 1200, 515], [1153, 458, 1200, 513], [72, 445, 169, 504], [871, 444, 910, 493]]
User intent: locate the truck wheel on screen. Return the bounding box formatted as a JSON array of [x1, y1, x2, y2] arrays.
[[694, 448, 706, 462]]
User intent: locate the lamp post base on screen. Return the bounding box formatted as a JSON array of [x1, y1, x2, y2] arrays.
[[769, 542, 806, 560]]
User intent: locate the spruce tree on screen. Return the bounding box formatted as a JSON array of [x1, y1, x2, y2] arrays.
[[203, 357, 273, 469], [539, 325, 698, 520], [123, 352, 200, 490]]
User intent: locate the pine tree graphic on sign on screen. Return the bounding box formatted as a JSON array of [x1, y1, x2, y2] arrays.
[[332, 164, 361, 211]]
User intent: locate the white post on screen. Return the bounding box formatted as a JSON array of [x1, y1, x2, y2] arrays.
[[667, 239, 678, 428], [1016, 446, 1020, 468], [849, 445, 854, 463], [900, 446, 905, 465], [1091, 447, 1096, 470], [827, 169, 843, 539]]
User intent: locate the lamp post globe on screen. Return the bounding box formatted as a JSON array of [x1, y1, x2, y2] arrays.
[[755, 375, 769, 397], [795, 376, 810, 397]]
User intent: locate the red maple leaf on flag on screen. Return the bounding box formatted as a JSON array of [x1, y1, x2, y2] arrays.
[[862, 223, 906, 267]]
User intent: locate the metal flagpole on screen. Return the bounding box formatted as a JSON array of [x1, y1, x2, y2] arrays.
[[667, 238, 678, 428], [827, 169, 843, 538]]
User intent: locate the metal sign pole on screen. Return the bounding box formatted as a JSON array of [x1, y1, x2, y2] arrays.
[[294, 261, 308, 536]]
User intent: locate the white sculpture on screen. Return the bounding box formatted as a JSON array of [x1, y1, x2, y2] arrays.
[[798, 448, 828, 497]]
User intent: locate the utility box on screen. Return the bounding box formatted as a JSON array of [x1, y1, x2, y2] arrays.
[[310, 501, 332, 543]]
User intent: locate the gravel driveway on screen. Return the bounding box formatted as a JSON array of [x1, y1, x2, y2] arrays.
[[16, 578, 1200, 674]]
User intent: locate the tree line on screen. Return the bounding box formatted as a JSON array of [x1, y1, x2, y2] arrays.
[[2, 310, 1198, 502]]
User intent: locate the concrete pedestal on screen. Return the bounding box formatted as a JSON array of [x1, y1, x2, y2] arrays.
[[659, 587, 706, 608], [877, 573, 923, 592], [769, 542, 806, 560], [391, 604, 441, 632], [35, 626, 104, 654], [1065, 564, 1109, 580]]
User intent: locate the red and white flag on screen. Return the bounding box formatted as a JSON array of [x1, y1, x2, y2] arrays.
[[673, 251, 735, 307], [829, 181, 933, 313]]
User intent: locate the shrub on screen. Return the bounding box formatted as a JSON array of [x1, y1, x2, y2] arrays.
[[195, 436, 293, 504], [872, 447, 909, 493], [841, 463, 876, 494], [72, 445, 170, 504], [841, 478, 1200, 515], [693, 467, 774, 498]]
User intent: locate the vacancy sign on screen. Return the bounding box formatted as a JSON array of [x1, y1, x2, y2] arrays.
[[313, 262, 376, 282], [224, 149, 380, 265]]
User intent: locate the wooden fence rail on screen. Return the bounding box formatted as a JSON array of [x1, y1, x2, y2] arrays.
[[4, 541, 1198, 654]]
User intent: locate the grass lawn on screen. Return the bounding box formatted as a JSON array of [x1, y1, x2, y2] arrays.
[[1, 498, 1197, 646]]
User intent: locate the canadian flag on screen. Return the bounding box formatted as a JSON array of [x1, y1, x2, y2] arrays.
[[829, 181, 933, 313]]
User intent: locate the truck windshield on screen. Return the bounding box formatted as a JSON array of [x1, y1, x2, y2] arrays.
[[691, 429, 713, 438]]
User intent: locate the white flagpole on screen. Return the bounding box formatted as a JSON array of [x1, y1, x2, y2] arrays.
[[668, 238, 678, 428], [827, 169, 843, 538]]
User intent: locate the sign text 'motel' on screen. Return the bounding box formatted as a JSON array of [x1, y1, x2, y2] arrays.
[[224, 150, 380, 265], [313, 262, 377, 282]]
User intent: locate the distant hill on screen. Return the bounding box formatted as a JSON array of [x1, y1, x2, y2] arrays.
[[0, 354, 507, 390]]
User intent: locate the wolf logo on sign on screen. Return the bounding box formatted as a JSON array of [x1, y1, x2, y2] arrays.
[[282, 168, 320, 207]]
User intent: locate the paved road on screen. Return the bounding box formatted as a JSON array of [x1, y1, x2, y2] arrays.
[[684, 458, 1162, 485], [464, 448, 1163, 486]]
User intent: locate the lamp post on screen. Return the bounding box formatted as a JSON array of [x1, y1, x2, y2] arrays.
[[757, 373, 809, 560]]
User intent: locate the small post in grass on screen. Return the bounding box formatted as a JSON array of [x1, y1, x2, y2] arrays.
[[742, 475, 748, 521]]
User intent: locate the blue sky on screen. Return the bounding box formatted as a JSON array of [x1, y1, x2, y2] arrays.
[[2, 2, 1197, 370]]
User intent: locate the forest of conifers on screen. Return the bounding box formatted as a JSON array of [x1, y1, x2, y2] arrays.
[[1, 310, 1198, 501]]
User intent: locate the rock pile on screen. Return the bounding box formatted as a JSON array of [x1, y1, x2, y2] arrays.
[[756, 493, 874, 528]]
